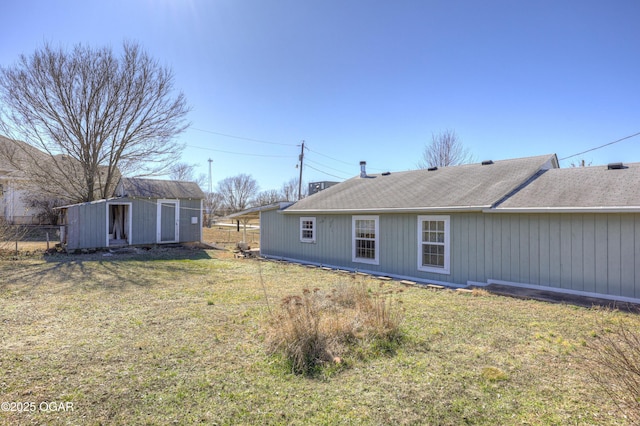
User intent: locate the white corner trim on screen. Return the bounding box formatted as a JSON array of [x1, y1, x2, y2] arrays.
[[199, 199, 204, 243]]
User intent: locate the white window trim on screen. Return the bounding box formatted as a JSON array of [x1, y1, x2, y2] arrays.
[[352, 215, 379, 265], [300, 217, 316, 243], [417, 215, 450, 275]]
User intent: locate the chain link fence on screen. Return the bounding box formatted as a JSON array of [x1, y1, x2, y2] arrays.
[[1, 222, 260, 254], [0, 223, 60, 253]]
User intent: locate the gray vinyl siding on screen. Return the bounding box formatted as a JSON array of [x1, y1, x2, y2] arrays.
[[65, 202, 107, 250], [262, 210, 640, 299], [65, 197, 202, 250], [459, 213, 640, 298], [129, 199, 156, 244]]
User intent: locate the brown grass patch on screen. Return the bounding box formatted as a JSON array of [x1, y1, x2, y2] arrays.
[[265, 283, 404, 375]]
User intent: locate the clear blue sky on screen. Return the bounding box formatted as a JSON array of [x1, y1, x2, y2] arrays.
[[2, 0, 640, 192]]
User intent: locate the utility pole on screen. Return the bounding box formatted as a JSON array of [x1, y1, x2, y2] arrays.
[[297, 140, 305, 201], [207, 158, 213, 227]]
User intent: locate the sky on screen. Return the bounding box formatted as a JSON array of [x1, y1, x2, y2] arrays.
[[2, 0, 640, 193]]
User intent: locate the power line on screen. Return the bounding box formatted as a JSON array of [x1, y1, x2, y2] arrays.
[[187, 134, 385, 172], [187, 144, 296, 158], [304, 163, 349, 180], [559, 131, 640, 161], [305, 145, 354, 166], [191, 127, 298, 147], [305, 157, 353, 176], [305, 144, 386, 172]]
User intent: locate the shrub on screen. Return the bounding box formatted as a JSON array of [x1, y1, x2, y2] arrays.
[[581, 311, 640, 423], [265, 282, 404, 376], [268, 290, 331, 375]]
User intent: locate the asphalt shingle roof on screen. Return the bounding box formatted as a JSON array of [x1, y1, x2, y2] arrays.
[[285, 154, 557, 213], [496, 162, 640, 210], [0, 135, 49, 175], [119, 177, 205, 199]]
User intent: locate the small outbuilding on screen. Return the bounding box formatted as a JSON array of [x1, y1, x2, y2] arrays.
[[58, 177, 205, 250]]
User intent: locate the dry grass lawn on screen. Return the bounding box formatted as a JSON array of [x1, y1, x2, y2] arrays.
[[0, 246, 637, 425], [203, 223, 260, 248]]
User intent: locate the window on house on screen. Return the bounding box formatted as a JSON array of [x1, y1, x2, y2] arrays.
[[0, 183, 3, 197], [352, 215, 379, 265], [300, 217, 316, 243], [418, 215, 450, 274]]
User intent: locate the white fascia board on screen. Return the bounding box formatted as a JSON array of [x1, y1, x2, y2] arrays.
[[281, 206, 488, 215], [232, 202, 294, 218], [486, 206, 640, 214], [56, 198, 117, 210]]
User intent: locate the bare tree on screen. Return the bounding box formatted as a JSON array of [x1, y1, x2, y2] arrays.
[[417, 130, 473, 169], [254, 189, 283, 207], [570, 158, 593, 167], [0, 41, 190, 203], [168, 161, 206, 188], [281, 177, 307, 201], [203, 191, 223, 227], [169, 162, 196, 181], [23, 193, 66, 225], [217, 174, 259, 213]]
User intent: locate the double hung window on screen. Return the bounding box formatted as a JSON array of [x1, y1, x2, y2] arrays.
[[352, 216, 379, 265], [300, 217, 316, 243], [418, 215, 450, 274]]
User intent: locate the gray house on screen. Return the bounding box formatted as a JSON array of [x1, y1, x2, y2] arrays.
[[59, 178, 204, 250], [259, 154, 640, 303]]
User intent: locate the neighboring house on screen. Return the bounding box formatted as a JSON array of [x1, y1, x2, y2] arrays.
[[0, 135, 120, 224], [257, 154, 640, 303], [58, 177, 205, 250], [0, 165, 32, 224], [0, 136, 46, 224]]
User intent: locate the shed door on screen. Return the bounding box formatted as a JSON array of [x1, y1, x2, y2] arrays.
[[158, 200, 179, 243]]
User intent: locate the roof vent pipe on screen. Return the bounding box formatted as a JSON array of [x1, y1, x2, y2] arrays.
[[360, 161, 367, 178]]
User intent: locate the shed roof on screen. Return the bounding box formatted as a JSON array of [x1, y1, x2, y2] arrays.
[[284, 154, 558, 214], [227, 202, 294, 220], [495, 162, 640, 212], [117, 177, 205, 199]]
